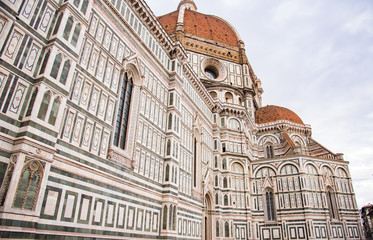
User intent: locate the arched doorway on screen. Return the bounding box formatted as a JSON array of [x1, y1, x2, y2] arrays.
[[204, 193, 212, 240]]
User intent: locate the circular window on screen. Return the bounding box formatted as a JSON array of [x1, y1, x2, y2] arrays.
[[204, 67, 218, 79], [201, 58, 227, 82]]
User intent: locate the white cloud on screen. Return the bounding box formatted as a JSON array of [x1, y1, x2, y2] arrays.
[[343, 9, 373, 35]]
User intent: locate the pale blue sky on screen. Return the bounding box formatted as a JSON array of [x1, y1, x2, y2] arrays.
[[146, 0, 373, 208]]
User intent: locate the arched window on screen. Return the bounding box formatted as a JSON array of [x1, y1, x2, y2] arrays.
[[48, 97, 60, 125], [216, 221, 220, 237], [171, 166, 175, 183], [59, 60, 70, 84], [166, 139, 171, 155], [39, 50, 50, 74], [326, 187, 339, 220], [222, 158, 227, 170], [223, 177, 228, 188], [165, 164, 170, 182], [215, 193, 219, 205], [50, 53, 62, 79], [13, 160, 43, 210], [113, 73, 133, 149], [214, 156, 218, 168], [52, 13, 63, 35], [193, 137, 197, 187], [168, 113, 172, 130], [232, 162, 244, 174], [162, 205, 167, 230], [225, 92, 233, 103], [172, 205, 177, 230], [81, 0, 88, 14], [225, 221, 229, 237], [25, 88, 38, 117], [168, 205, 173, 230], [37, 91, 51, 120], [174, 167, 177, 184], [265, 144, 274, 158], [63, 16, 74, 40], [71, 23, 81, 47], [215, 176, 218, 187], [169, 92, 174, 105], [224, 195, 228, 206], [229, 118, 240, 130], [73, 0, 80, 7], [0, 161, 15, 206], [264, 188, 276, 221], [209, 91, 217, 99]]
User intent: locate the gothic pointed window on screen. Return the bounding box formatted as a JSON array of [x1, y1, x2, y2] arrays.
[[81, 0, 88, 14], [215, 193, 219, 205], [165, 164, 170, 182], [327, 187, 339, 220], [222, 158, 227, 169], [224, 195, 228, 206], [193, 137, 197, 187], [52, 13, 63, 35], [63, 16, 74, 40], [216, 221, 220, 237], [39, 50, 50, 75], [0, 161, 15, 206], [225, 221, 229, 237], [13, 160, 44, 210], [113, 73, 133, 149], [166, 139, 171, 156], [48, 97, 60, 125], [162, 205, 167, 230], [59, 60, 70, 84], [264, 188, 276, 221], [168, 113, 172, 130], [168, 205, 173, 230], [25, 88, 38, 117], [172, 205, 177, 230], [71, 23, 81, 47], [37, 91, 51, 120], [223, 177, 228, 188], [265, 143, 274, 158], [50, 53, 62, 79]]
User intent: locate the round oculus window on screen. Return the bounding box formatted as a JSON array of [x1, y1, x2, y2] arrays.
[[204, 67, 218, 79], [201, 58, 227, 82]]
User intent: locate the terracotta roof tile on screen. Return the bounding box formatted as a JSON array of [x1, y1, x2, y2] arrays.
[[255, 105, 304, 125], [157, 10, 239, 47]]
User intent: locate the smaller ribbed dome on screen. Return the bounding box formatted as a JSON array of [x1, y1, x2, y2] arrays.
[[255, 105, 304, 125]]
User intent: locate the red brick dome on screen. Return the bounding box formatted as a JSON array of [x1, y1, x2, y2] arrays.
[[158, 9, 239, 47], [255, 105, 304, 125]]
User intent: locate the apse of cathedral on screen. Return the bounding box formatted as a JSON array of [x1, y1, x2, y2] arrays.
[[0, 0, 363, 239]]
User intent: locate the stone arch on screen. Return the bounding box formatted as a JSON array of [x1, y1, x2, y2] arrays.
[[278, 162, 300, 175], [321, 164, 335, 176], [336, 166, 350, 178], [304, 162, 319, 175], [254, 165, 277, 178], [258, 134, 280, 146], [290, 134, 306, 146], [125, 62, 143, 87]]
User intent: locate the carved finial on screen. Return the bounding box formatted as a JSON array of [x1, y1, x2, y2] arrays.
[[178, 0, 197, 11]]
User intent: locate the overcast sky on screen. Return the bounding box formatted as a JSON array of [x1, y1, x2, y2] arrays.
[[146, 0, 373, 208]]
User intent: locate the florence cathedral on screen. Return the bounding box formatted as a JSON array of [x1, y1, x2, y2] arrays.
[[0, 0, 364, 239]]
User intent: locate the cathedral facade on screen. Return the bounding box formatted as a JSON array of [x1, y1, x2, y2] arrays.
[[0, 0, 363, 239]]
